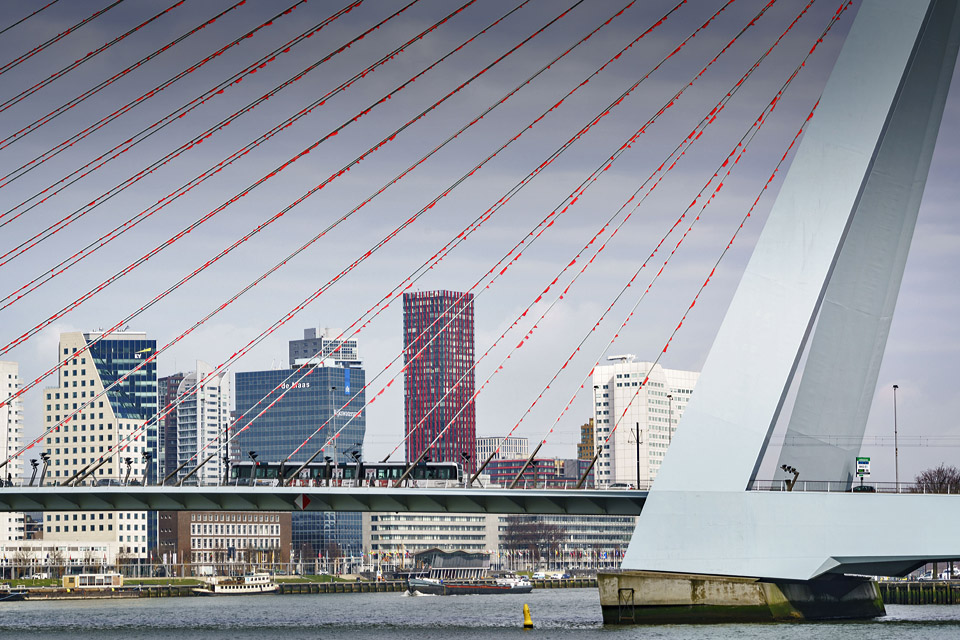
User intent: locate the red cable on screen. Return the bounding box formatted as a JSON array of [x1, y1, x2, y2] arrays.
[[541, 8, 851, 463], [0, 0, 62, 38], [0, 1, 303, 190], [0, 0, 249, 154], [0, 0, 556, 463], [0, 0, 188, 114], [10, 0, 671, 471], [0, 0, 125, 77], [0, 0, 360, 230], [599, 100, 820, 456], [276, 0, 752, 463]]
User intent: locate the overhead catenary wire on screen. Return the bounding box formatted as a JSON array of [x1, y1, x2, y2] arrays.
[[0, 0, 125, 77], [0, 0, 571, 468], [0, 0, 62, 38], [31, 0, 680, 478], [0, 0, 362, 233], [0, 0, 189, 115], [0, 0, 303, 191]]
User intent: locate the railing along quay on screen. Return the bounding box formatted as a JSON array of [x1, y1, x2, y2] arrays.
[[879, 581, 960, 605]]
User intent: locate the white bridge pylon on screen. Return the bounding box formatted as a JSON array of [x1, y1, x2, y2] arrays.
[[624, 0, 960, 580]]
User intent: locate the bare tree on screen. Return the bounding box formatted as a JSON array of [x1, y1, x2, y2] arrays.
[[501, 516, 566, 568], [913, 464, 960, 494]]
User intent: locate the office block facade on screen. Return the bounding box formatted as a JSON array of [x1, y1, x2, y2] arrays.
[[402, 291, 476, 471], [234, 356, 365, 558], [0, 361, 24, 541], [42, 331, 157, 558], [592, 356, 698, 487], [175, 361, 231, 485]]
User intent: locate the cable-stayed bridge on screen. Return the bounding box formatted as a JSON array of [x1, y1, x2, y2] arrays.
[[1, 0, 959, 624]]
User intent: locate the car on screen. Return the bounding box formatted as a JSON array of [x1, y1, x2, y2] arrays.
[[28, 572, 49, 580], [531, 572, 547, 580], [607, 482, 636, 490], [560, 573, 572, 579]]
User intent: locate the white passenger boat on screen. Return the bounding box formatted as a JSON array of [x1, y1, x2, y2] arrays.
[[193, 572, 279, 596]]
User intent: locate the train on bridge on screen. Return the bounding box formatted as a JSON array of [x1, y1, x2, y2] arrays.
[[228, 460, 463, 488]]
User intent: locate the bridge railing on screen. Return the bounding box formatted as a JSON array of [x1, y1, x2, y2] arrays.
[[751, 480, 960, 494]]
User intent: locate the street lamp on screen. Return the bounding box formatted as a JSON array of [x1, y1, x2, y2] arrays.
[[667, 394, 674, 445], [248, 451, 258, 485], [893, 384, 900, 493], [141, 451, 152, 485], [123, 457, 133, 485], [630, 423, 642, 488], [780, 464, 800, 491], [29, 459, 39, 487], [39, 452, 50, 487]]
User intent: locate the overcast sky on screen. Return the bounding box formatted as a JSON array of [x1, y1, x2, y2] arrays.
[[0, 0, 957, 481]]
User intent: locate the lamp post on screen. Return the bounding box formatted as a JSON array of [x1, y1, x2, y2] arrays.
[[667, 394, 674, 445], [893, 384, 900, 493], [630, 423, 641, 488]]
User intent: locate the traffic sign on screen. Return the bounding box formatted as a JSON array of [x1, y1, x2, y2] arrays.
[[294, 493, 311, 510], [856, 457, 871, 478]]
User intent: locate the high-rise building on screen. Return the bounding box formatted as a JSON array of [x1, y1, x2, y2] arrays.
[[42, 330, 158, 559], [288, 327, 360, 367], [235, 334, 366, 559], [476, 436, 528, 463], [158, 372, 184, 480], [592, 355, 697, 488], [577, 418, 595, 460], [175, 362, 231, 485], [0, 361, 24, 541], [402, 290, 476, 471]]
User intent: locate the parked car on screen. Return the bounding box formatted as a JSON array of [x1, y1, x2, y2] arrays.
[[28, 572, 49, 580], [918, 570, 933, 581], [607, 482, 636, 490], [531, 572, 547, 580]]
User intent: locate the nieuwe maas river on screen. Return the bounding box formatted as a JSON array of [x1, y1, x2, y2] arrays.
[[2, 589, 960, 639]]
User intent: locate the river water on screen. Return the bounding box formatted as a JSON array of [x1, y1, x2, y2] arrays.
[[1, 589, 959, 639]]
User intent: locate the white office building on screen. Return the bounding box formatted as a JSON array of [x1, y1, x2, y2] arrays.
[[592, 355, 698, 487], [42, 331, 157, 559], [0, 361, 24, 541], [176, 361, 231, 485], [476, 436, 529, 463]]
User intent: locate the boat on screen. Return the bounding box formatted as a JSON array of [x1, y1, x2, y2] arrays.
[[192, 572, 279, 596], [0, 584, 28, 602], [406, 575, 533, 596]]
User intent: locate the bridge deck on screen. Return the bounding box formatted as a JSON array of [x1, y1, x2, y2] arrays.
[[0, 486, 647, 514]]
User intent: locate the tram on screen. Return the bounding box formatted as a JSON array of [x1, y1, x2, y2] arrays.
[[228, 459, 463, 488]]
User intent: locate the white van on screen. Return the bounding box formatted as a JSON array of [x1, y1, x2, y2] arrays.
[[531, 572, 547, 580]]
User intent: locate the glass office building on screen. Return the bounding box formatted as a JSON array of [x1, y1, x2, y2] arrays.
[[234, 362, 365, 559]]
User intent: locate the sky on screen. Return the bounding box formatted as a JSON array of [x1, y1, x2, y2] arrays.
[[0, 0, 957, 482]]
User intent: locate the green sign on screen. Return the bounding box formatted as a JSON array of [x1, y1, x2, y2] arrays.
[[856, 456, 871, 478]]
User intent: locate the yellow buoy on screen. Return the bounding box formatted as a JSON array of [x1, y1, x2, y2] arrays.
[[523, 603, 533, 629]]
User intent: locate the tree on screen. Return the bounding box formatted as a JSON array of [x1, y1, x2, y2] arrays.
[[913, 464, 960, 494], [501, 516, 566, 569]]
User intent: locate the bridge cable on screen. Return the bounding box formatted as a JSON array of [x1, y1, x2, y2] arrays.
[[0, 0, 61, 38], [0, 0, 303, 192], [0, 0, 473, 411], [394, 0, 824, 485], [582, 97, 820, 488], [0, 0, 253, 166], [556, 5, 851, 489], [0, 0, 189, 116], [258, 0, 756, 477], [388, 0, 813, 485], [0, 0, 361, 233], [0, 0, 510, 357], [0, 0, 125, 77], [1, 0, 572, 468], [61, 0, 686, 480]]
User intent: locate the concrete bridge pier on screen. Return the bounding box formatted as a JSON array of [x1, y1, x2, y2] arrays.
[[598, 572, 883, 624]]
